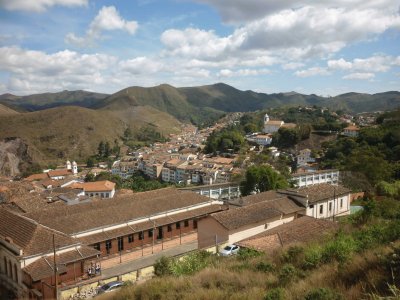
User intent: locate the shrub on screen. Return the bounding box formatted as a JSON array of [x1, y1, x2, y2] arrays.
[[322, 234, 357, 264], [264, 287, 285, 300], [304, 287, 342, 300], [373, 198, 400, 219], [256, 262, 275, 273], [383, 221, 400, 243], [376, 181, 400, 199], [385, 245, 400, 278], [281, 246, 304, 264], [170, 251, 212, 276], [278, 264, 297, 285], [237, 248, 262, 260], [303, 246, 323, 269], [154, 256, 173, 276]]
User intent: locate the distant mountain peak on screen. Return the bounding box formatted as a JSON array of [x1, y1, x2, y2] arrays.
[[282, 91, 300, 96], [0, 93, 19, 100]]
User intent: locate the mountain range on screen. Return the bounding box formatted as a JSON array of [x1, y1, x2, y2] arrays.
[[0, 83, 399, 167]]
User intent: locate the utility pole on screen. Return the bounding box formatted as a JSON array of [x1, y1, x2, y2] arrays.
[[119, 237, 122, 264], [53, 234, 58, 300], [333, 187, 336, 221], [152, 220, 155, 254], [141, 231, 144, 257]]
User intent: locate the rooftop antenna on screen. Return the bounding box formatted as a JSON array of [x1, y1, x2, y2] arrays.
[[53, 234, 58, 300]]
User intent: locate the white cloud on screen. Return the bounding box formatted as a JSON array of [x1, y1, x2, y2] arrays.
[[174, 68, 211, 78], [0, 46, 197, 95], [0, 47, 114, 75], [0, 0, 87, 12], [196, 0, 400, 24], [160, 4, 400, 71], [328, 58, 353, 70], [282, 62, 305, 70], [0, 46, 117, 94], [328, 55, 400, 73], [218, 68, 270, 78], [196, 0, 289, 24], [90, 6, 138, 34], [119, 57, 162, 74], [161, 28, 231, 59], [65, 6, 138, 47], [343, 72, 375, 80], [294, 67, 330, 77]]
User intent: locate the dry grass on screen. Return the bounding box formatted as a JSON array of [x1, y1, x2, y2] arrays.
[[0, 105, 181, 164], [103, 239, 400, 300]]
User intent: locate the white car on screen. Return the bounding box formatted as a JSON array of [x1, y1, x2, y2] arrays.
[[96, 281, 124, 295], [219, 244, 240, 256]]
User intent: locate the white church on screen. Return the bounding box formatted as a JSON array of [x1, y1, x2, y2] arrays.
[[263, 113, 296, 134]]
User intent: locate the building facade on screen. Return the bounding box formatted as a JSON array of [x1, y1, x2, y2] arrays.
[[279, 184, 351, 219], [291, 169, 339, 187]]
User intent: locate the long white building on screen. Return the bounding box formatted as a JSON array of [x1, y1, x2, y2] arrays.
[[291, 169, 339, 187]]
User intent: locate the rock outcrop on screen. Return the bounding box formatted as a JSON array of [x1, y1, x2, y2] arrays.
[[0, 138, 32, 177]]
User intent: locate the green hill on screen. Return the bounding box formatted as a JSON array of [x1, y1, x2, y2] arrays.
[[0, 83, 398, 166], [96, 83, 400, 126], [2, 84, 400, 127], [0, 90, 109, 111], [328, 91, 400, 112], [0, 105, 180, 164], [96, 84, 223, 125]]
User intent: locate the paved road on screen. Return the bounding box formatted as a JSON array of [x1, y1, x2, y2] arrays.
[[101, 241, 198, 278]]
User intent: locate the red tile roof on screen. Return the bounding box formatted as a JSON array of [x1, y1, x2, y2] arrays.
[[24, 246, 99, 281], [236, 216, 338, 252], [81, 180, 115, 192], [77, 204, 223, 245], [344, 125, 360, 131], [0, 208, 78, 256], [283, 184, 350, 204], [47, 169, 72, 177], [211, 202, 282, 230], [25, 173, 48, 181], [240, 191, 305, 214], [25, 188, 218, 235]]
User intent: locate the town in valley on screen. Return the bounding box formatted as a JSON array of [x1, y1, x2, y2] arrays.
[[1, 0, 400, 299]]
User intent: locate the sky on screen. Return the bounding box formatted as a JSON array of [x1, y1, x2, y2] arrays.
[[0, 0, 399, 96]]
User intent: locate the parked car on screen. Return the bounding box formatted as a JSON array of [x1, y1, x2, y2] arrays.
[[219, 244, 240, 256], [96, 281, 124, 295]]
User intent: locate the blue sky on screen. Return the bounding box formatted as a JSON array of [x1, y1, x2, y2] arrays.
[[0, 0, 399, 96]]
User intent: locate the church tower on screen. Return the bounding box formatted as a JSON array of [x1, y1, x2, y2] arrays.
[[66, 160, 72, 170], [264, 113, 270, 124], [72, 161, 78, 175]]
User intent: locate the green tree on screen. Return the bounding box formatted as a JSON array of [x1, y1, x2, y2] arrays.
[[240, 165, 289, 196], [204, 127, 245, 154], [243, 123, 259, 134], [273, 127, 300, 148], [112, 139, 120, 157], [298, 123, 312, 140], [86, 157, 95, 168], [84, 173, 95, 182], [104, 141, 111, 157], [346, 148, 393, 184], [97, 141, 105, 157], [123, 127, 133, 141]]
